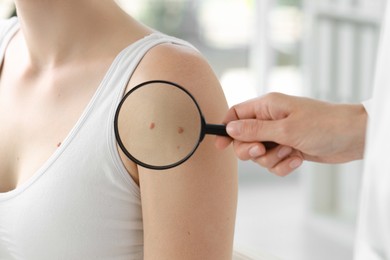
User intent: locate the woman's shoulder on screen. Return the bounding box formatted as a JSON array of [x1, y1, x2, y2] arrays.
[[130, 34, 228, 126], [133, 34, 216, 91]]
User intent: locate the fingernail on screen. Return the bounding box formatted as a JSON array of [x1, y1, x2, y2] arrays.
[[289, 159, 303, 169], [226, 121, 242, 136], [249, 146, 262, 157], [277, 146, 292, 158]]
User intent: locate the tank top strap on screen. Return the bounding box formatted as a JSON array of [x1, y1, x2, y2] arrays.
[[99, 32, 198, 131], [0, 17, 19, 65]]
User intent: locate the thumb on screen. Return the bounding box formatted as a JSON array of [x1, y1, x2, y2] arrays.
[[226, 119, 282, 143]]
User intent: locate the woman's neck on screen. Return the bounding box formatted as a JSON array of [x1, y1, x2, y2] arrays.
[[14, 0, 132, 68]]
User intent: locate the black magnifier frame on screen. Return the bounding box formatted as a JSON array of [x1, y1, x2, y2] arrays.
[[114, 80, 228, 170]]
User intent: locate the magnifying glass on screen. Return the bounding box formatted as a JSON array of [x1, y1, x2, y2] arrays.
[[114, 80, 228, 170]]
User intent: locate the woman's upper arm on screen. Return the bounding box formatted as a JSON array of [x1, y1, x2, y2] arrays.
[[129, 43, 238, 260]]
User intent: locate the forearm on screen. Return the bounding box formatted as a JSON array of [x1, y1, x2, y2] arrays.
[[326, 103, 368, 162]]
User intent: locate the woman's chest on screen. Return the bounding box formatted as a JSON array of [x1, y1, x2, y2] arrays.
[[0, 62, 109, 192]]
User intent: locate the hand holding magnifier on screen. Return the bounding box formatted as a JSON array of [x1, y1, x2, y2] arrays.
[[114, 80, 228, 170]]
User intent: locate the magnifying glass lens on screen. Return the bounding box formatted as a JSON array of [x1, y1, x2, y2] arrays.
[[115, 82, 202, 169]]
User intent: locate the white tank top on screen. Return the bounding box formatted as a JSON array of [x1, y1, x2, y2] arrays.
[[0, 17, 193, 260]]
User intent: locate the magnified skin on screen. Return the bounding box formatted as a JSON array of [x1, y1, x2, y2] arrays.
[[116, 82, 202, 168]]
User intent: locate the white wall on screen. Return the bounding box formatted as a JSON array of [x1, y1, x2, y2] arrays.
[[301, 0, 386, 245]]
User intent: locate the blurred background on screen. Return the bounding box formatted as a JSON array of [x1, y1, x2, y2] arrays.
[[0, 0, 387, 259]]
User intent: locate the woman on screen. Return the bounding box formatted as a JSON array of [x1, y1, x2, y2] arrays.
[[0, 1, 237, 259]]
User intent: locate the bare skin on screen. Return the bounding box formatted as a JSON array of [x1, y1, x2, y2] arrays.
[[215, 92, 368, 177], [0, 0, 149, 191], [0, 1, 237, 259]]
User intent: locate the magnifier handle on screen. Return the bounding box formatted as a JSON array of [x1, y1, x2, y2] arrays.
[[204, 124, 278, 151], [204, 124, 229, 137]]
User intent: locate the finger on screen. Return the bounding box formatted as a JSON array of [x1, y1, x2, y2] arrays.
[[222, 98, 265, 125], [216, 102, 253, 150], [224, 93, 292, 124], [226, 119, 284, 143], [215, 136, 232, 150], [269, 155, 303, 177], [251, 145, 293, 169], [232, 141, 266, 161]]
